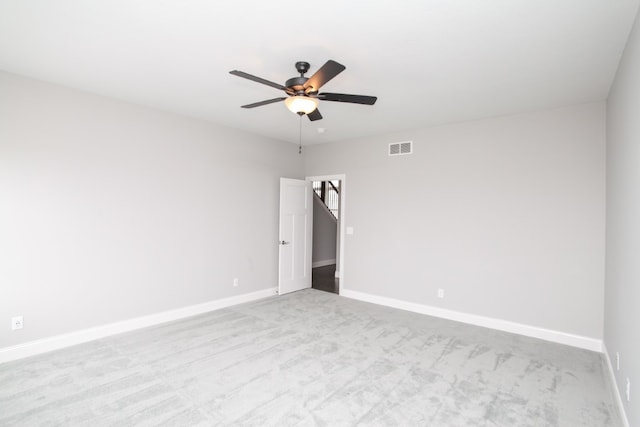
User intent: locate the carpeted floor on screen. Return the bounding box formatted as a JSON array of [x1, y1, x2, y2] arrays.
[[0, 289, 623, 426]]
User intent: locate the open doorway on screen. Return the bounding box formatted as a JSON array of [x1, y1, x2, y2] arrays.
[[307, 175, 345, 295]]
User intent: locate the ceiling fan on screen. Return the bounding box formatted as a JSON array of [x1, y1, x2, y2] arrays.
[[229, 60, 377, 121]]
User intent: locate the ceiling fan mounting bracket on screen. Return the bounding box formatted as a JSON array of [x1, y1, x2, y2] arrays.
[[295, 61, 310, 76]]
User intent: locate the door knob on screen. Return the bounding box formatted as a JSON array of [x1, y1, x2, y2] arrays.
[[280, 240, 290, 245]]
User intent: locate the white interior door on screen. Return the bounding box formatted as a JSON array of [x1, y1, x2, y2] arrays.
[[278, 178, 313, 295]]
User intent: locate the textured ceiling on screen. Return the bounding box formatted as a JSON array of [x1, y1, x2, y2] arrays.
[[1, 0, 638, 144]]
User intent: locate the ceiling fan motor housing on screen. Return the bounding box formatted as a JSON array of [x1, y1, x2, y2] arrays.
[[285, 76, 309, 94], [287, 62, 316, 95]]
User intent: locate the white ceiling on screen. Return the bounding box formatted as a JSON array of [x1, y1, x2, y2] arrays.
[[1, 0, 638, 144]]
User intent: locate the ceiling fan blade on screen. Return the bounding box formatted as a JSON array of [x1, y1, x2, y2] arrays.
[[241, 97, 287, 108], [307, 109, 323, 121], [303, 60, 346, 92], [230, 70, 287, 91], [318, 93, 377, 105]]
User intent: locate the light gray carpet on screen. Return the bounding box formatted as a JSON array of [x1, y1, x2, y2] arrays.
[[0, 289, 622, 426]]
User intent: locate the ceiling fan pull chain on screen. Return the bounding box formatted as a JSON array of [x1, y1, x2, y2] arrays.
[[298, 114, 302, 155]]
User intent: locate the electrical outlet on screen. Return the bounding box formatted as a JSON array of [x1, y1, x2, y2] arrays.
[[233, 278, 239, 287], [626, 378, 631, 402], [437, 288, 444, 299], [616, 352, 620, 371], [11, 316, 23, 331]]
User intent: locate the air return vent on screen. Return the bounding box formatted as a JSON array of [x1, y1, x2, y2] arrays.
[[388, 141, 413, 156]]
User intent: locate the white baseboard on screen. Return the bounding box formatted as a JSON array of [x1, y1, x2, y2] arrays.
[[603, 343, 631, 427], [312, 259, 336, 268], [341, 289, 602, 352], [0, 287, 278, 365]]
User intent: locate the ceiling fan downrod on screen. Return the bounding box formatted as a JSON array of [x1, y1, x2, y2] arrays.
[[286, 62, 311, 93]]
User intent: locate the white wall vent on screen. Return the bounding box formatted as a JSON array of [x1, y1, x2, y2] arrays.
[[388, 141, 413, 156]]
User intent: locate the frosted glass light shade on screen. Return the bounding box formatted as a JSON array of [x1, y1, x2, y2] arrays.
[[284, 96, 318, 115]]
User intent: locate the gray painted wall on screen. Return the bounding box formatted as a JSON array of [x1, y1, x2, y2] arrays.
[[0, 71, 303, 348], [305, 103, 606, 339], [312, 194, 337, 265], [0, 68, 611, 364], [605, 8, 640, 424]]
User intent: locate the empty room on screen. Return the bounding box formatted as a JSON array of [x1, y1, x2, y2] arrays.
[[1, 1, 639, 426]]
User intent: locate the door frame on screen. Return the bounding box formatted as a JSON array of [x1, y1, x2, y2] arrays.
[[306, 174, 346, 295]]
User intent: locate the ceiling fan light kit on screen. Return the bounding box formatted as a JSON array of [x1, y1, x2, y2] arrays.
[[285, 95, 318, 115], [230, 60, 377, 121]]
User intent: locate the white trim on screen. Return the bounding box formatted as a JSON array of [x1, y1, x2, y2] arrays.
[[306, 174, 346, 296], [341, 289, 602, 352], [603, 343, 631, 427], [312, 259, 336, 268], [0, 287, 278, 364], [335, 270, 340, 278]]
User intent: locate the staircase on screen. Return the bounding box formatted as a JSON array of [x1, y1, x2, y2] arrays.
[[312, 180, 339, 219]]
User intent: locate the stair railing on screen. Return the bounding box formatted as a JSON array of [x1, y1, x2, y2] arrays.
[[312, 180, 339, 219]]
